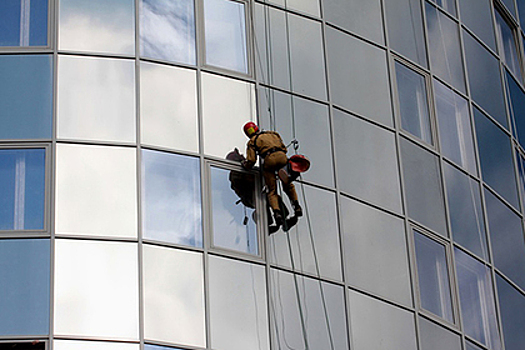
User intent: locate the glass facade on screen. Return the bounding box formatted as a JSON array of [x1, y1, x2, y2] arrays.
[[1, 0, 525, 349]]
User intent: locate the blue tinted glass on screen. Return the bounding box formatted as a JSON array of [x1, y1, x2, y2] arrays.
[[211, 166, 258, 255], [458, 0, 496, 51], [0, 239, 50, 335], [0, 149, 46, 231], [506, 72, 525, 149], [142, 150, 202, 247], [484, 189, 525, 289], [140, 0, 196, 64], [519, 0, 525, 28], [474, 108, 519, 207], [496, 273, 525, 350], [464, 32, 507, 127], [0, 55, 52, 140], [0, 0, 48, 46]]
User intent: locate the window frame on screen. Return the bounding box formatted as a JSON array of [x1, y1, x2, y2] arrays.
[[494, 3, 524, 83], [0, 143, 50, 236]]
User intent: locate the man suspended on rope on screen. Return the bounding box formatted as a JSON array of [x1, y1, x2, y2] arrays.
[[241, 121, 302, 227]]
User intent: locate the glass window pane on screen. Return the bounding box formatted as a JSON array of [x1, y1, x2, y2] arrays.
[[323, 0, 384, 45], [341, 197, 411, 306], [425, 4, 465, 92], [466, 341, 484, 350], [506, 72, 525, 149], [435, 80, 476, 174], [288, 13, 327, 100], [334, 110, 402, 213], [142, 150, 202, 247], [419, 317, 461, 350], [54, 340, 139, 350], [57, 55, 136, 143], [0, 55, 52, 140], [0, 239, 49, 336], [429, 0, 456, 16], [140, 62, 199, 152], [326, 27, 393, 126], [519, 0, 525, 28], [55, 144, 138, 239], [395, 62, 433, 144], [209, 256, 269, 350], [268, 185, 342, 281], [270, 269, 349, 350], [495, 10, 522, 81], [496, 273, 525, 350], [203, 0, 247, 73], [59, 0, 135, 55], [385, 0, 427, 67], [143, 245, 205, 347], [54, 239, 139, 340], [348, 290, 417, 350], [458, 0, 497, 51], [287, 0, 320, 16], [400, 138, 447, 235], [474, 108, 519, 207], [413, 231, 454, 322], [0, 0, 48, 46], [210, 166, 258, 256], [443, 163, 488, 259], [484, 189, 525, 289], [0, 149, 45, 231], [140, 0, 196, 65], [201, 73, 256, 158], [455, 248, 501, 350], [463, 31, 507, 127]]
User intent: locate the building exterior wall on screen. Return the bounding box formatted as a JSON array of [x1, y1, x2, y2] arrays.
[[1, 0, 525, 349]]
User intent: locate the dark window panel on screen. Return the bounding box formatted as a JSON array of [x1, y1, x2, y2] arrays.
[[428, 0, 456, 17], [0, 0, 48, 46], [496, 273, 525, 350], [458, 0, 497, 51], [0, 343, 45, 350], [506, 71, 525, 149], [418, 317, 461, 350], [495, 10, 522, 82]]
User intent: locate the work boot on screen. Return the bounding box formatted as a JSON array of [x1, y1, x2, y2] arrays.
[[273, 210, 284, 226], [292, 200, 303, 217]]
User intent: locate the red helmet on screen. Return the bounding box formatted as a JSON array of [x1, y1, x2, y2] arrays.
[[243, 121, 259, 137]]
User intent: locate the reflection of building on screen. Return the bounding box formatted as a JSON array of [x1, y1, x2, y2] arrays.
[[1, 0, 525, 349]]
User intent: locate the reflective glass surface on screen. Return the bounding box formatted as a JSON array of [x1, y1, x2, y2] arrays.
[[464, 31, 507, 127], [203, 0, 247, 73], [434, 80, 476, 174], [466, 341, 484, 350], [209, 256, 269, 350], [326, 27, 392, 126], [334, 110, 402, 213], [268, 185, 342, 281], [395, 62, 432, 144], [140, 0, 196, 64], [57, 55, 136, 143], [143, 245, 205, 347], [413, 231, 453, 322], [140, 62, 198, 152], [55, 144, 138, 238], [484, 189, 525, 289], [384, 0, 427, 67], [59, 0, 135, 54], [520, 0, 525, 28], [496, 273, 525, 350], [54, 340, 139, 350], [458, 0, 496, 51], [322, 0, 384, 44], [288, 14, 327, 100], [0, 0, 48, 46], [455, 248, 501, 350], [495, 10, 522, 81], [419, 317, 461, 350], [0, 239, 49, 336], [0, 55, 52, 140], [348, 290, 417, 350], [270, 269, 348, 350], [474, 108, 519, 207], [341, 197, 411, 306], [425, 3, 465, 92], [54, 239, 139, 340], [210, 166, 258, 255], [0, 149, 45, 231], [429, 0, 456, 16], [287, 0, 320, 16], [400, 138, 447, 235], [506, 72, 525, 149], [201, 73, 256, 158], [142, 150, 202, 247], [443, 163, 488, 259]]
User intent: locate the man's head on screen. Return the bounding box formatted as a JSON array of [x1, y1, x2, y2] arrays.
[[243, 121, 259, 138]]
